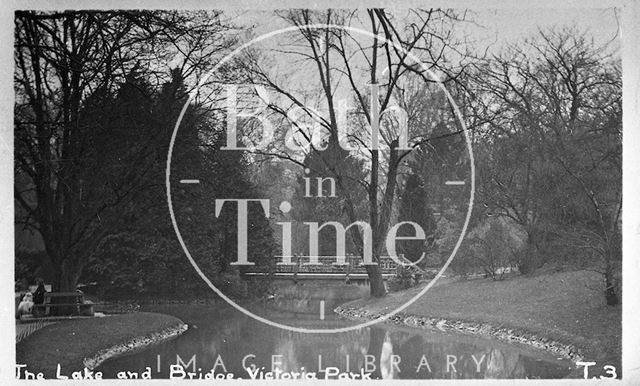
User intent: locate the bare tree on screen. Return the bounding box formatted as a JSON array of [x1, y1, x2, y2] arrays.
[[536, 29, 622, 305], [467, 27, 621, 303], [232, 9, 470, 296]]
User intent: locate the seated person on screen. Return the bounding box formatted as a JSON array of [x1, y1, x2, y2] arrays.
[[16, 293, 34, 319], [33, 279, 46, 305]]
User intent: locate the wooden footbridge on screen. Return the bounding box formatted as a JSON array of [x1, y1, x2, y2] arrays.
[[244, 255, 422, 284]]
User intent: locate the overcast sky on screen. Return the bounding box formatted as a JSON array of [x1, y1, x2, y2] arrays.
[[233, 7, 620, 54], [464, 8, 619, 52]]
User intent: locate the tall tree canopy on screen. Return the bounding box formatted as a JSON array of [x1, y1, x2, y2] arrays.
[[14, 10, 235, 291]]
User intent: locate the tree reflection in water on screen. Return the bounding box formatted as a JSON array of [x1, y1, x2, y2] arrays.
[[97, 305, 572, 379], [485, 348, 526, 378]]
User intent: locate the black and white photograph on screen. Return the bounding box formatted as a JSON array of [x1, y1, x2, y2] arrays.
[[8, 0, 639, 382]]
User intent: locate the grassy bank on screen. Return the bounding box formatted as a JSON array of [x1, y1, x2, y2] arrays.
[[341, 269, 620, 376], [16, 312, 186, 378]]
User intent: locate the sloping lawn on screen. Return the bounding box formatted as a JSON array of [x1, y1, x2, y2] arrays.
[[345, 270, 620, 373], [16, 312, 184, 378]]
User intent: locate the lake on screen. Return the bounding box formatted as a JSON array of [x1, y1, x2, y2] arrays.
[[97, 298, 574, 380]]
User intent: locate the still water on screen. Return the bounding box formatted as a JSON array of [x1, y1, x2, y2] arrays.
[[97, 301, 574, 380]]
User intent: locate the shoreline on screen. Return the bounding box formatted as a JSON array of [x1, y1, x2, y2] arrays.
[[330, 269, 620, 380], [83, 321, 189, 370], [333, 305, 583, 364], [16, 312, 188, 378]]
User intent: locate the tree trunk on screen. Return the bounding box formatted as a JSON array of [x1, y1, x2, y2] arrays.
[[604, 268, 619, 306], [366, 264, 386, 297], [50, 259, 82, 316], [519, 228, 543, 274], [338, 174, 387, 298], [52, 259, 81, 292], [365, 139, 399, 298]]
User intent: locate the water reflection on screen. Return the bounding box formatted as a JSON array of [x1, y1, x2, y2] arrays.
[[97, 304, 572, 379]]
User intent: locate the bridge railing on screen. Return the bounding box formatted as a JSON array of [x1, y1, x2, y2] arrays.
[[245, 255, 401, 275]]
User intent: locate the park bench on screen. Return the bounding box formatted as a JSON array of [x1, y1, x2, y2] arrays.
[[32, 292, 94, 317]]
